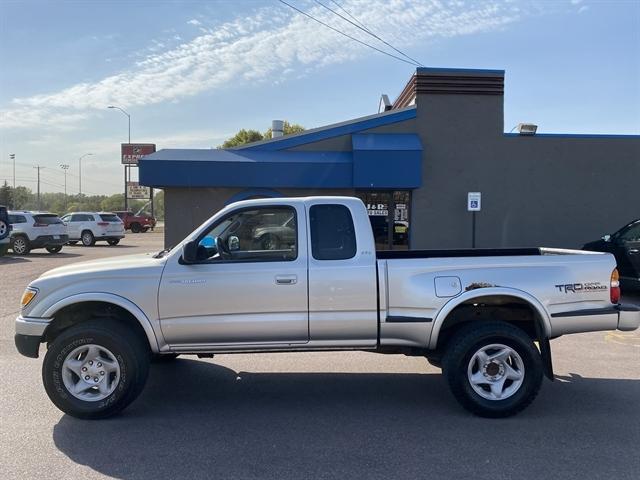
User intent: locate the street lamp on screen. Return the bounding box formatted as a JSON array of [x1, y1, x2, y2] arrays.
[[107, 105, 131, 143], [60, 164, 69, 210], [108, 105, 132, 210], [78, 153, 93, 204]]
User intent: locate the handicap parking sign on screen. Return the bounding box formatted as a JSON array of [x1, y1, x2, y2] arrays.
[[467, 192, 481, 212]]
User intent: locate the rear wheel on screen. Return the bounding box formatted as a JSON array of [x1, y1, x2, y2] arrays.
[[260, 233, 280, 250], [42, 319, 150, 419], [107, 239, 120, 246], [11, 235, 31, 255], [0, 219, 9, 240], [442, 321, 543, 418], [81, 230, 95, 246], [46, 246, 63, 254], [130, 223, 141, 233]]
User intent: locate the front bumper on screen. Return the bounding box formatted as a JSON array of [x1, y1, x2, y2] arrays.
[[617, 303, 640, 331], [15, 315, 51, 358]]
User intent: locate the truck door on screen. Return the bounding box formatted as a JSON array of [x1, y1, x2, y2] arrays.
[[158, 204, 309, 347], [306, 201, 378, 346]]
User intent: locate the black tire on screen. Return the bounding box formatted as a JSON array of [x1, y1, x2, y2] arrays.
[[0, 244, 8, 257], [151, 353, 180, 363], [42, 319, 150, 419], [442, 321, 543, 418], [46, 246, 63, 254], [68, 241, 78, 245], [260, 233, 280, 250], [107, 239, 120, 246], [0, 219, 9, 240], [81, 230, 95, 246], [130, 223, 142, 233], [11, 235, 31, 255]]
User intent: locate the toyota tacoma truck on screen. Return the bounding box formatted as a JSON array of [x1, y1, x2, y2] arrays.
[[15, 197, 640, 419]]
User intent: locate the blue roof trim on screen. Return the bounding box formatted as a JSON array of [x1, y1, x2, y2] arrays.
[[417, 67, 505, 75], [352, 133, 422, 151], [239, 106, 417, 152], [503, 133, 640, 139]]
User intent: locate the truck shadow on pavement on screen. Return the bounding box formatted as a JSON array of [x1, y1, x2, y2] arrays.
[[53, 358, 640, 480]]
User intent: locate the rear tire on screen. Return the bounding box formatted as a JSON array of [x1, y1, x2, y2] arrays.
[[11, 235, 31, 255], [442, 321, 543, 418], [42, 319, 150, 419], [81, 230, 95, 246], [107, 239, 120, 246], [46, 246, 63, 254]]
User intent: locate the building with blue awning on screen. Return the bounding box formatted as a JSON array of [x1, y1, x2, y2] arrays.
[[140, 67, 639, 250]]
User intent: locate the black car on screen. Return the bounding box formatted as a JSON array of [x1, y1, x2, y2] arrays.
[[583, 219, 640, 291]]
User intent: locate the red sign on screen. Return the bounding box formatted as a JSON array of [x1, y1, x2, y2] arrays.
[[121, 143, 156, 165]]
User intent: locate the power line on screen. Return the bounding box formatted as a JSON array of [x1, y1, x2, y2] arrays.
[[316, 0, 423, 66], [277, 0, 419, 66]]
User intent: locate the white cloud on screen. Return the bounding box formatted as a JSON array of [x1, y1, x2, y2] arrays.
[[578, 5, 589, 13], [1, 0, 526, 130]]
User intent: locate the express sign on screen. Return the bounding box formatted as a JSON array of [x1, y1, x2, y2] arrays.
[[121, 143, 156, 165]]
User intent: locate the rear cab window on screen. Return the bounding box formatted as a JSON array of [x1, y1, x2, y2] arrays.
[[309, 204, 357, 260]]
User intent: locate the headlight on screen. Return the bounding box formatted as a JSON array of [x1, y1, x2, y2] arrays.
[[21, 287, 38, 308]]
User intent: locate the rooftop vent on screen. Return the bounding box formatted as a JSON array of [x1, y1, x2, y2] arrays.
[[378, 94, 392, 113], [517, 123, 538, 135], [272, 120, 284, 138]]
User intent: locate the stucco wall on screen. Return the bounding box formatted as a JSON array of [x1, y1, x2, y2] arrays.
[[410, 92, 640, 249]]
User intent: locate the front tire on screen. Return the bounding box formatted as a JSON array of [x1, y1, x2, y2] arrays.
[[442, 321, 543, 418], [43, 319, 150, 419], [81, 230, 95, 246], [11, 235, 31, 255], [46, 246, 63, 254], [130, 223, 141, 233]]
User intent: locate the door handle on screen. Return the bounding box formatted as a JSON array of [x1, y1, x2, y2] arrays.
[[275, 275, 297, 285]]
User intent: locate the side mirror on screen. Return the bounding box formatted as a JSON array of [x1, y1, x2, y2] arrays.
[[602, 234, 611, 242], [181, 240, 198, 264]]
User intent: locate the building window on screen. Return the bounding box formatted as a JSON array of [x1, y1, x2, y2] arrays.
[[356, 191, 411, 250]]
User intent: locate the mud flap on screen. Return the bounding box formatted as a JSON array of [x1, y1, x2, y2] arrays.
[[534, 320, 554, 381]]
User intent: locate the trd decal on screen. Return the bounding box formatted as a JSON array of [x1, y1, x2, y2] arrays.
[[555, 282, 607, 293]]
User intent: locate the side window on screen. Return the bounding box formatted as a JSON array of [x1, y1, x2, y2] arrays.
[[70, 215, 80, 222], [309, 204, 357, 260], [196, 207, 297, 263], [620, 223, 640, 242], [61, 215, 70, 222], [10, 215, 27, 224], [8, 215, 16, 223], [85, 214, 95, 222]]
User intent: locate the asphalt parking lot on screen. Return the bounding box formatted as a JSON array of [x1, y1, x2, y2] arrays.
[[1, 233, 638, 480]]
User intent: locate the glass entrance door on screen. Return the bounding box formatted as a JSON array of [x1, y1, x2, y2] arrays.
[[356, 191, 411, 250]]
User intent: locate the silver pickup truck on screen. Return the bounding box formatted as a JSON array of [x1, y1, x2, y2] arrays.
[[15, 197, 640, 419]]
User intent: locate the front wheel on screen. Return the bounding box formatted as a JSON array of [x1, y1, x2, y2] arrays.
[[11, 236, 31, 255], [81, 230, 95, 246], [43, 319, 150, 419], [46, 246, 63, 254], [442, 321, 543, 418], [130, 223, 141, 233]]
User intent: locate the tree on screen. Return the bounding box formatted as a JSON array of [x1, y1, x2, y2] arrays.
[[218, 121, 305, 148], [219, 129, 264, 149], [0, 181, 13, 208]]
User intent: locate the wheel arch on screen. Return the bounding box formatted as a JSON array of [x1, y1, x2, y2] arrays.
[[42, 293, 160, 353], [430, 287, 552, 349]]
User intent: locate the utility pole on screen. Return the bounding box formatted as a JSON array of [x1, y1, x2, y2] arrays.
[[60, 164, 69, 210], [78, 153, 93, 207], [9, 154, 15, 188], [108, 106, 131, 211], [33, 165, 45, 210]]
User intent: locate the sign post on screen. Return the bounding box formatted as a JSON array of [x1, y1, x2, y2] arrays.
[[121, 144, 155, 213], [467, 192, 481, 248]]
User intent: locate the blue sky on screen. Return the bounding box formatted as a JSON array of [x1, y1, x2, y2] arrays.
[[0, 0, 638, 195]]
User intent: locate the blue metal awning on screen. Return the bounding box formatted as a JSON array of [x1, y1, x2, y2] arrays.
[[139, 135, 422, 189]]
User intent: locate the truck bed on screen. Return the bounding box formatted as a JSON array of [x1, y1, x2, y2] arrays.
[[376, 247, 597, 259]]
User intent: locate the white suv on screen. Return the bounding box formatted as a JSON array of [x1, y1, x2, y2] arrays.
[[8, 211, 69, 255], [61, 212, 125, 246]]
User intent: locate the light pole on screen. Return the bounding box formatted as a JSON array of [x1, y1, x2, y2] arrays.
[[60, 164, 69, 210], [9, 154, 15, 188], [108, 105, 131, 211], [78, 153, 93, 206]]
